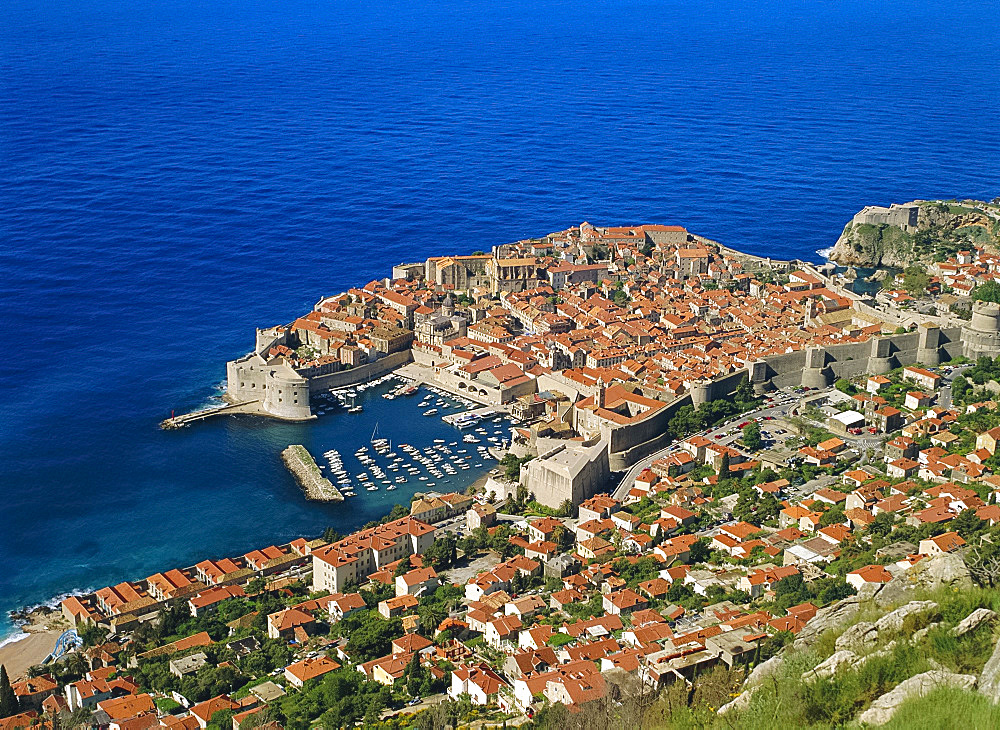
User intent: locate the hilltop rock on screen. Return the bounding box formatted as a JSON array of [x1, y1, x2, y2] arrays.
[[857, 670, 977, 726], [952, 608, 997, 637], [978, 640, 1000, 703], [912, 622, 941, 643], [794, 596, 862, 648], [874, 601, 937, 634], [871, 553, 972, 607], [803, 650, 857, 682], [718, 685, 758, 715], [744, 654, 785, 687], [836, 621, 878, 651]]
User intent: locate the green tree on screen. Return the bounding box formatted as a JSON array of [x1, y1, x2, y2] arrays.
[[819, 504, 846, 527], [733, 376, 757, 407], [902, 266, 931, 296], [423, 534, 457, 570], [0, 665, 18, 718], [972, 280, 1000, 303], [742, 421, 762, 451], [718, 453, 731, 481], [868, 511, 895, 538], [207, 709, 235, 730], [952, 508, 986, 539], [756, 493, 780, 524], [245, 577, 266, 595], [952, 375, 970, 404], [733, 489, 756, 523], [344, 613, 403, 662], [511, 570, 526, 595], [688, 537, 711, 564], [834, 378, 856, 395]]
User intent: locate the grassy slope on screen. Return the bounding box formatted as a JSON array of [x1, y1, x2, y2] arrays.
[[652, 584, 1000, 729]]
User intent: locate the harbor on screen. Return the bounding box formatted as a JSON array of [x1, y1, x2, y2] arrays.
[[302, 374, 515, 502]]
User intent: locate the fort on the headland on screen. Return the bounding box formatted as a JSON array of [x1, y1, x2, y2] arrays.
[[172, 219, 1000, 509], [851, 203, 920, 234]]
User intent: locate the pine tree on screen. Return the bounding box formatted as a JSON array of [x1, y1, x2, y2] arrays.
[[718, 452, 731, 481], [0, 664, 19, 719]]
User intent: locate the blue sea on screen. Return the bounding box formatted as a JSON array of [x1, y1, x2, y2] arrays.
[[1, 0, 999, 640]]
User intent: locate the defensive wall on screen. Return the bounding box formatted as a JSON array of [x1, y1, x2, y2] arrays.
[[222, 350, 412, 422], [592, 308, 1000, 475], [305, 350, 412, 393], [606, 394, 692, 472]]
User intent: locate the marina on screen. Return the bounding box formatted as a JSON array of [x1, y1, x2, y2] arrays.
[[299, 374, 514, 507]]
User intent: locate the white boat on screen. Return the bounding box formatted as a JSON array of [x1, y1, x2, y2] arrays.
[[386, 485, 397, 491], [367, 486, 378, 491], [348, 406, 363, 413], [423, 409, 438, 416]]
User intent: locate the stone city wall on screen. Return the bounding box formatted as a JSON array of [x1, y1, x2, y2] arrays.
[[306, 350, 413, 393]]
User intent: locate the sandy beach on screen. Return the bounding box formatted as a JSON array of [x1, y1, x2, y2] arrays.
[[0, 609, 68, 681]]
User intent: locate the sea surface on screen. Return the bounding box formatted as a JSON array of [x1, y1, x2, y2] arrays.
[[1, 0, 999, 640]]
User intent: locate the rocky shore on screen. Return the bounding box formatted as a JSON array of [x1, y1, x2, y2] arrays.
[[0, 606, 69, 681], [280, 444, 343, 502]]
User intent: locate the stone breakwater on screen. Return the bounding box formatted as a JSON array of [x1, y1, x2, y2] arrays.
[[281, 445, 343, 502]]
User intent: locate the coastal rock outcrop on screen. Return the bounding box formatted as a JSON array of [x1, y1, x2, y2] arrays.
[[857, 670, 977, 726], [827, 199, 1000, 268]]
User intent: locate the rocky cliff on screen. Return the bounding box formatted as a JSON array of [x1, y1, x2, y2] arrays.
[[829, 199, 1000, 268]]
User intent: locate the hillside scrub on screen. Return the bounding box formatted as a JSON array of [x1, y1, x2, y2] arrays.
[[881, 686, 1000, 730], [637, 582, 1000, 729]]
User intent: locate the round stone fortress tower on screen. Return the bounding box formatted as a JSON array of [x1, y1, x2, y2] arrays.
[[963, 302, 1000, 359], [801, 346, 832, 389]]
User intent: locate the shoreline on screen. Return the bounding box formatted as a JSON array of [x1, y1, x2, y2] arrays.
[[0, 607, 68, 681], [4, 394, 502, 642]]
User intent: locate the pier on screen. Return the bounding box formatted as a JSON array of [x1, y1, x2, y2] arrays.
[[160, 400, 261, 429], [442, 405, 502, 426], [281, 445, 344, 502]]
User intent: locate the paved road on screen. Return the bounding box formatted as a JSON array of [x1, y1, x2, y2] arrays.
[[937, 363, 970, 410], [612, 389, 804, 500], [380, 693, 447, 720]]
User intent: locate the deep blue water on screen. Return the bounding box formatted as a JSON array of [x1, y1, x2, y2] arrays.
[[2, 0, 999, 639]]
